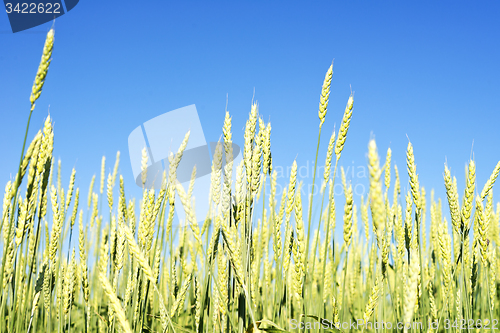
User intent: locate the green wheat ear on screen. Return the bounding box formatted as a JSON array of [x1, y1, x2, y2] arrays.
[[30, 29, 54, 111], [335, 94, 354, 159], [406, 141, 420, 209], [318, 63, 333, 128]]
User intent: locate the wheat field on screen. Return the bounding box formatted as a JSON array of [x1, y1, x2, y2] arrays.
[[1, 28, 499, 333]]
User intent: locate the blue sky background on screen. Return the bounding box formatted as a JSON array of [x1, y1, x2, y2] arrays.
[[1, 1, 500, 241]]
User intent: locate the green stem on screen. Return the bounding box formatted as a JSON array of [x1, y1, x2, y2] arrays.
[[416, 209, 427, 326], [486, 265, 494, 330], [304, 127, 322, 265], [319, 160, 338, 311], [340, 245, 349, 321], [460, 233, 471, 333]]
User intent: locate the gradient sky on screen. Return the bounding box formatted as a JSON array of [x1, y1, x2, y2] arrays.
[[1, 1, 500, 239]]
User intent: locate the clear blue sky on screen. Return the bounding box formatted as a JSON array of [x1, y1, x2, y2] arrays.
[[1, 1, 500, 238]]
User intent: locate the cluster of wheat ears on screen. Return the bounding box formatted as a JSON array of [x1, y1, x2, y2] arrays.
[[2, 29, 500, 333]]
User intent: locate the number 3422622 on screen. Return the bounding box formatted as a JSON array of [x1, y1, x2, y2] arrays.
[[444, 319, 499, 330], [5, 3, 61, 14]]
